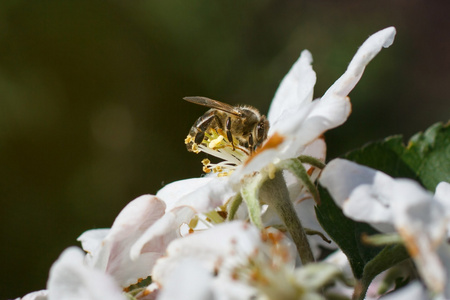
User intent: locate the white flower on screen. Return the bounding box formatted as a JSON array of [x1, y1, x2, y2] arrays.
[[151, 221, 349, 300], [152, 221, 267, 300], [17, 196, 169, 300], [130, 27, 397, 263], [47, 247, 126, 300], [319, 158, 450, 296]]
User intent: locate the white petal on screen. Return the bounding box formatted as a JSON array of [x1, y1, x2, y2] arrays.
[[324, 250, 353, 279], [130, 206, 196, 261], [77, 229, 110, 256], [16, 290, 48, 300], [157, 258, 214, 300], [389, 179, 447, 293], [437, 243, 450, 298], [275, 27, 396, 149], [212, 277, 258, 300], [157, 177, 235, 212], [157, 177, 215, 211], [295, 198, 337, 251], [435, 181, 450, 214], [85, 195, 167, 287], [435, 181, 450, 238], [323, 26, 396, 98], [152, 221, 262, 284], [47, 247, 125, 300], [320, 159, 395, 227], [301, 137, 326, 163], [110, 194, 166, 230], [268, 50, 317, 129], [390, 179, 446, 245], [436, 181, 450, 199], [283, 94, 351, 152], [400, 229, 446, 294]]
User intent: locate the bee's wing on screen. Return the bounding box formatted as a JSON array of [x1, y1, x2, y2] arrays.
[[183, 96, 241, 116]]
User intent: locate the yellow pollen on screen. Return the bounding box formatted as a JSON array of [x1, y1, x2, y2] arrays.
[[208, 135, 224, 149], [191, 143, 200, 153], [213, 165, 223, 173], [203, 165, 212, 173], [185, 135, 194, 144], [202, 158, 211, 166]]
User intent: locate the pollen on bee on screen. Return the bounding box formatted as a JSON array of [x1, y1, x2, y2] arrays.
[[185, 135, 194, 145], [191, 143, 201, 154], [208, 135, 224, 149]]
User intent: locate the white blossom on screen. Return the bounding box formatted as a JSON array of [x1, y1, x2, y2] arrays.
[[320, 158, 450, 296]]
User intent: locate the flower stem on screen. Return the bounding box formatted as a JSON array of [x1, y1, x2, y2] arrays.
[[259, 171, 315, 264]]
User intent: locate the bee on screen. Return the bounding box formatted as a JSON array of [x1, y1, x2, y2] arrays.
[[184, 96, 269, 154]]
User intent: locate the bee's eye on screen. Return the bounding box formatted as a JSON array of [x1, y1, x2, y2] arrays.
[[256, 122, 265, 141]]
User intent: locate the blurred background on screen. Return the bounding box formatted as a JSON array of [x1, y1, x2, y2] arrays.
[[0, 0, 449, 298]]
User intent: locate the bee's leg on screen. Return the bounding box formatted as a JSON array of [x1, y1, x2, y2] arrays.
[[226, 117, 235, 151], [194, 129, 205, 145]]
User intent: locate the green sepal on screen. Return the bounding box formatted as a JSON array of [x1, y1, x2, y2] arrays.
[[277, 158, 320, 204], [227, 193, 243, 221], [240, 173, 264, 229], [297, 155, 326, 169]]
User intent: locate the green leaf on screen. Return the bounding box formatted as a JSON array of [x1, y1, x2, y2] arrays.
[[356, 244, 409, 300], [345, 122, 450, 191], [315, 187, 382, 279], [400, 122, 450, 190]]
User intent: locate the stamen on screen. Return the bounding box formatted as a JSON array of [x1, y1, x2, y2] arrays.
[[190, 128, 251, 176]]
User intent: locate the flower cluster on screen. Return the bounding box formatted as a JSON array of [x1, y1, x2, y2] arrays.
[[17, 26, 450, 300]]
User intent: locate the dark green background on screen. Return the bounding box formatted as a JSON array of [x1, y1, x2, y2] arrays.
[[1, 1, 449, 299]]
